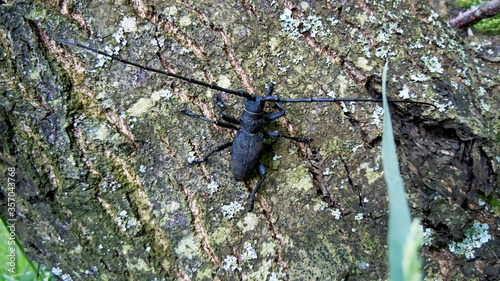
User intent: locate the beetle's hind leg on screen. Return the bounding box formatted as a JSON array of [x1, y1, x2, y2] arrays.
[[248, 162, 267, 211], [189, 142, 233, 165]]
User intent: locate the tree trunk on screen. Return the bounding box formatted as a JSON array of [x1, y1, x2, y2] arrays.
[[0, 0, 498, 280]]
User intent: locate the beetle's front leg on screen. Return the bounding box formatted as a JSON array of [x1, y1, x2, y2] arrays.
[[179, 110, 239, 130]]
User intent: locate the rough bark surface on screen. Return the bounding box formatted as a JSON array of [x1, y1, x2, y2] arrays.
[[0, 0, 499, 280]]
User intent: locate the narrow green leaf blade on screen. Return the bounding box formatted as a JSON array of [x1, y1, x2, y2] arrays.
[[381, 61, 412, 281]]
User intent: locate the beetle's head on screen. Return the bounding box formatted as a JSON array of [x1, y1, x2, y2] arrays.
[[243, 96, 266, 114]]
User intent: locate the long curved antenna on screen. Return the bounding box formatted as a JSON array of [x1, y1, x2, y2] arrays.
[[263, 96, 437, 109], [59, 40, 254, 100], [59, 40, 436, 110]]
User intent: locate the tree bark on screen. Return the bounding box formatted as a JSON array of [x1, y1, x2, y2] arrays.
[[0, 0, 498, 280]]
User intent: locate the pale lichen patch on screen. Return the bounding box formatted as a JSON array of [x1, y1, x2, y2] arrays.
[[126, 98, 153, 117], [237, 212, 259, 232], [120, 16, 137, 33], [356, 56, 373, 71], [175, 235, 200, 260], [421, 55, 444, 74]]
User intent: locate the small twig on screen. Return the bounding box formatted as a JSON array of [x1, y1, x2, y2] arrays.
[[448, 0, 500, 29]]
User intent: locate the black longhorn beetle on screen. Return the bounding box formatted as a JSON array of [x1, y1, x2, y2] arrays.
[[60, 40, 435, 211]]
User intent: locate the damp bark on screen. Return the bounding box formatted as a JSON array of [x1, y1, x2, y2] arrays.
[[0, 0, 499, 280]]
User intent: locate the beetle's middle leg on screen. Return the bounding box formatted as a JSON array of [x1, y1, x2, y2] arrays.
[[263, 131, 311, 143]]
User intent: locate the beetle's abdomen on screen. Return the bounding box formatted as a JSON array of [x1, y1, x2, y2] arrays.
[[231, 131, 264, 181]]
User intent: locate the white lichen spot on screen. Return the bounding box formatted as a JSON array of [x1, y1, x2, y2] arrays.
[[61, 274, 74, 281], [113, 28, 125, 44], [52, 267, 63, 276], [358, 261, 370, 270], [480, 100, 491, 112], [375, 46, 395, 58], [370, 105, 384, 128], [280, 9, 301, 38], [207, 181, 219, 195], [272, 154, 282, 161], [410, 73, 430, 82], [139, 165, 146, 173], [217, 75, 231, 89], [166, 201, 180, 213], [187, 151, 197, 163], [409, 39, 424, 49], [121, 16, 137, 33], [270, 267, 287, 281], [96, 45, 120, 67], [292, 55, 304, 64], [362, 45, 372, 58], [432, 99, 453, 112], [448, 221, 491, 259], [355, 213, 364, 221], [126, 218, 141, 230], [300, 1, 310, 10], [241, 242, 258, 262], [421, 56, 444, 74], [376, 31, 390, 43], [151, 89, 173, 101], [301, 14, 326, 38], [223, 255, 240, 271], [427, 10, 440, 23], [279, 9, 328, 38], [331, 208, 341, 220], [323, 167, 331, 176], [316, 201, 328, 212], [422, 227, 434, 246], [222, 202, 244, 219], [179, 15, 192, 27], [399, 84, 410, 99]]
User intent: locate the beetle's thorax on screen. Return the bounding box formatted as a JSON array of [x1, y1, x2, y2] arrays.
[[241, 97, 266, 133]]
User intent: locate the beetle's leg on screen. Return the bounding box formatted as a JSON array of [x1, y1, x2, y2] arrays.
[[180, 110, 239, 130], [189, 142, 233, 165], [214, 94, 241, 124], [219, 114, 241, 125], [263, 131, 312, 143], [248, 162, 267, 211]]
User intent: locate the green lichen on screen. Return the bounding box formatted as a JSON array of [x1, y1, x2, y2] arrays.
[[448, 222, 491, 259]]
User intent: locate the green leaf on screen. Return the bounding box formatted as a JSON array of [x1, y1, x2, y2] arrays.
[[0, 215, 54, 281], [381, 62, 422, 281]]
